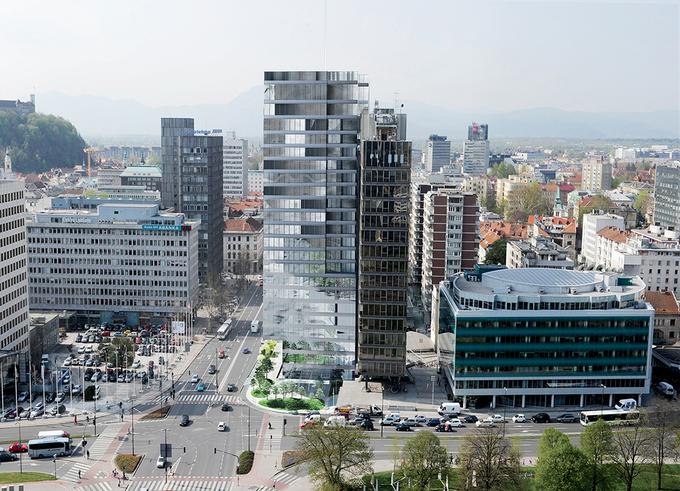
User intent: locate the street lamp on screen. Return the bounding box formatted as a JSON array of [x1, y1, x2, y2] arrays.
[[53, 454, 57, 478], [380, 382, 385, 438], [600, 384, 606, 417], [503, 387, 508, 437]]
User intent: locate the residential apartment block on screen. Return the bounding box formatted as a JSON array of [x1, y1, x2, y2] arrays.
[[654, 162, 680, 231], [581, 156, 613, 192]]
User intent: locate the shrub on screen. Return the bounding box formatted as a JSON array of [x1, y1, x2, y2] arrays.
[[260, 397, 324, 411], [252, 388, 270, 398], [237, 450, 255, 474], [114, 454, 143, 473]]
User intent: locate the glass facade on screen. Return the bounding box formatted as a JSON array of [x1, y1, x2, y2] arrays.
[[262, 71, 368, 381]]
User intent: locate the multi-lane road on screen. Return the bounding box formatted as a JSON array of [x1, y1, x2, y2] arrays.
[[123, 283, 264, 481]]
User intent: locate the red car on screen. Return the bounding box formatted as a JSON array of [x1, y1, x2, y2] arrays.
[[8, 442, 27, 453]]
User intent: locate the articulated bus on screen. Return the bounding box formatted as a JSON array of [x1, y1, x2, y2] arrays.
[[579, 409, 640, 426], [27, 437, 72, 458]]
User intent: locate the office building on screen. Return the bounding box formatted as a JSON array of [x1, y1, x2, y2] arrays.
[[420, 191, 478, 311], [96, 168, 123, 188], [581, 156, 613, 192], [424, 135, 451, 173], [222, 133, 249, 198], [463, 122, 489, 176], [262, 71, 368, 381], [120, 165, 162, 192], [357, 107, 410, 379], [434, 268, 653, 409], [654, 162, 680, 231], [248, 170, 264, 195], [0, 178, 30, 355], [27, 202, 199, 326], [161, 118, 223, 283], [223, 217, 263, 275]]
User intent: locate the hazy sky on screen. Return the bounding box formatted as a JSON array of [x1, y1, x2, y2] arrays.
[[2, 0, 678, 113]]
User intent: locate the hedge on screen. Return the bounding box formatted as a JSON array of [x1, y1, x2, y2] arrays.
[[237, 450, 255, 474]]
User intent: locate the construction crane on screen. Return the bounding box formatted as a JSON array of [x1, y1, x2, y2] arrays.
[[83, 147, 97, 177]]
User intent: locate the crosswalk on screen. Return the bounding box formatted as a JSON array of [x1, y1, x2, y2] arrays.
[[78, 482, 112, 491], [176, 393, 240, 404], [255, 472, 300, 491], [62, 423, 123, 483], [128, 479, 234, 490]]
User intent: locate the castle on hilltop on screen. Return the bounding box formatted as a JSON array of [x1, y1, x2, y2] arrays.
[[0, 94, 35, 115]]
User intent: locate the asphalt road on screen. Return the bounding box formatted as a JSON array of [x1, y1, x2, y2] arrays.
[[126, 283, 264, 479]]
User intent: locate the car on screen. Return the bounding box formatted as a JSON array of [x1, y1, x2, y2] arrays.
[[207, 364, 216, 374], [447, 419, 465, 428], [512, 414, 527, 423], [88, 335, 95, 343], [106, 362, 114, 369], [156, 455, 166, 468], [555, 413, 577, 424], [425, 417, 441, 427], [75, 334, 83, 342], [93, 371, 102, 382], [531, 413, 551, 424], [242, 347, 251, 354], [227, 384, 237, 392], [395, 422, 411, 431], [71, 385, 82, 396], [0, 451, 18, 462], [461, 415, 478, 424], [414, 415, 429, 424], [50, 404, 66, 416], [435, 423, 456, 432], [30, 407, 44, 418], [196, 382, 206, 392], [117, 374, 125, 383], [490, 414, 505, 423], [45, 392, 56, 403], [349, 417, 366, 426], [85, 358, 94, 367], [55, 392, 66, 403], [3, 408, 16, 419], [136, 348, 144, 356], [113, 332, 124, 338], [8, 442, 27, 453], [476, 419, 496, 428], [18, 407, 31, 419], [132, 360, 141, 369], [63, 358, 71, 366], [221, 403, 232, 412], [380, 415, 400, 426], [190, 374, 199, 384], [402, 417, 419, 427], [358, 419, 374, 431], [108, 373, 116, 382], [125, 372, 134, 383], [179, 414, 190, 427], [17, 392, 28, 402], [218, 421, 227, 432]]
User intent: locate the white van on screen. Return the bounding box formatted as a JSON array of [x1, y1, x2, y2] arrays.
[[324, 416, 346, 428], [615, 398, 637, 411], [438, 402, 462, 417], [656, 381, 676, 398]]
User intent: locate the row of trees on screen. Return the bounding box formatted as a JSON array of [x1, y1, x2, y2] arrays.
[[295, 403, 680, 491]]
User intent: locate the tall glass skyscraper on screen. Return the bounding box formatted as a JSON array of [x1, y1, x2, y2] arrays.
[[262, 71, 368, 382]]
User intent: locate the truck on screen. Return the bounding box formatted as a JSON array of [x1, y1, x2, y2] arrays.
[[356, 404, 383, 417], [437, 402, 462, 417], [250, 320, 260, 334]]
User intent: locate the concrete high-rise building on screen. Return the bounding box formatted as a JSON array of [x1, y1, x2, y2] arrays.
[[248, 170, 264, 195], [581, 156, 613, 192], [222, 132, 249, 198], [463, 122, 489, 176], [357, 107, 410, 380], [420, 191, 478, 312], [654, 162, 680, 231], [0, 178, 29, 355], [263, 71, 368, 381], [161, 118, 223, 283], [424, 135, 450, 174]]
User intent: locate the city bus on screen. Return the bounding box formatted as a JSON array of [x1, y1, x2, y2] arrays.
[[579, 409, 640, 426], [37, 430, 70, 439], [27, 437, 72, 458], [217, 319, 232, 341]]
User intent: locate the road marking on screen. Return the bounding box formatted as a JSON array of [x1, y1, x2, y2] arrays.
[[218, 301, 262, 394]]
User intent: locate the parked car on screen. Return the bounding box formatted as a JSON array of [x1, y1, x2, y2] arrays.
[[512, 414, 527, 423], [414, 415, 429, 425], [50, 404, 66, 416], [402, 417, 419, 427], [55, 392, 66, 403], [3, 408, 16, 419], [132, 360, 141, 369], [0, 451, 18, 462], [447, 419, 465, 428], [45, 392, 56, 403], [380, 415, 400, 426], [395, 422, 412, 432], [490, 414, 505, 423], [531, 413, 551, 424], [555, 413, 577, 424], [358, 419, 374, 431], [17, 392, 28, 402], [179, 414, 190, 427]]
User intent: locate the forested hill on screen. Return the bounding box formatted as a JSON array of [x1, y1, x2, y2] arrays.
[[0, 112, 87, 173]]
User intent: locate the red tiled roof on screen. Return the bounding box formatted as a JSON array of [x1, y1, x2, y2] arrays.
[[645, 291, 680, 315], [224, 217, 262, 233], [479, 222, 528, 250], [596, 226, 629, 244]]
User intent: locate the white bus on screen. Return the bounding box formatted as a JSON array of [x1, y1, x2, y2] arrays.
[[37, 430, 70, 439], [217, 319, 232, 341], [579, 409, 640, 426], [27, 437, 72, 458], [250, 320, 260, 334]]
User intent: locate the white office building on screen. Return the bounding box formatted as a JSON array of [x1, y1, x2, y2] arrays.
[[424, 135, 451, 174], [463, 123, 489, 176], [222, 133, 248, 198], [581, 212, 625, 266], [27, 201, 200, 326], [248, 170, 263, 195]]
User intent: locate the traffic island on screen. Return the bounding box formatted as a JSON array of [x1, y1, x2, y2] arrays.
[[140, 405, 172, 420], [114, 453, 143, 474], [237, 450, 255, 474], [0, 472, 56, 484]]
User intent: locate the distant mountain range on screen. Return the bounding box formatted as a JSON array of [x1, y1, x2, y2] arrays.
[[38, 88, 680, 144]]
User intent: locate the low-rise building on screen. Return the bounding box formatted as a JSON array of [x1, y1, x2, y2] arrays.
[[528, 215, 577, 259], [506, 236, 574, 269], [646, 291, 680, 345], [433, 268, 653, 409], [119, 165, 162, 192], [27, 202, 199, 326], [28, 312, 60, 365], [479, 221, 528, 263], [223, 217, 263, 275]]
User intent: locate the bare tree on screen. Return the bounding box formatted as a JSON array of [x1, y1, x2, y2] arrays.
[[611, 423, 653, 491], [645, 401, 680, 490], [459, 426, 522, 491]]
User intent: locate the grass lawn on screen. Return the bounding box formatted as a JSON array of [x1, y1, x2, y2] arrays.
[[115, 454, 143, 474], [0, 472, 56, 484], [140, 405, 171, 420], [259, 397, 324, 411]]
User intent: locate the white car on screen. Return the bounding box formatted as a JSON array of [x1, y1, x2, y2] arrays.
[[156, 456, 166, 468], [448, 418, 465, 428], [512, 414, 527, 423], [132, 360, 141, 369], [85, 346, 93, 353], [490, 414, 505, 423], [63, 358, 71, 366], [414, 415, 429, 424], [402, 417, 419, 427], [476, 419, 496, 428], [77, 347, 85, 354], [380, 415, 400, 426], [218, 421, 227, 432], [191, 374, 199, 384]]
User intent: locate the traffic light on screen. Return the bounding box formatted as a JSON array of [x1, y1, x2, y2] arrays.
[[214, 448, 216, 454], [183, 447, 186, 453]]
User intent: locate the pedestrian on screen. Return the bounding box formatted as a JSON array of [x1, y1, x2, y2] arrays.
[[118, 478, 121, 487], [87, 450, 90, 460], [78, 470, 81, 479], [268, 422, 272, 430]]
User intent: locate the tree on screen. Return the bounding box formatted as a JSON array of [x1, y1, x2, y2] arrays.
[[400, 432, 449, 491], [633, 190, 651, 218], [581, 419, 614, 491], [505, 182, 552, 222], [611, 423, 652, 491], [295, 425, 373, 491], [99, 337, 134, 368], [645, 401, 679, 490], [537, 428, 571, 462], [577, 194, 614, 227], [459, 427, 522, 491], [489, 161, 517, 179], [536, 440, 590, 491], [484, 239, 507, 265], [271, 385, 280, 400]]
